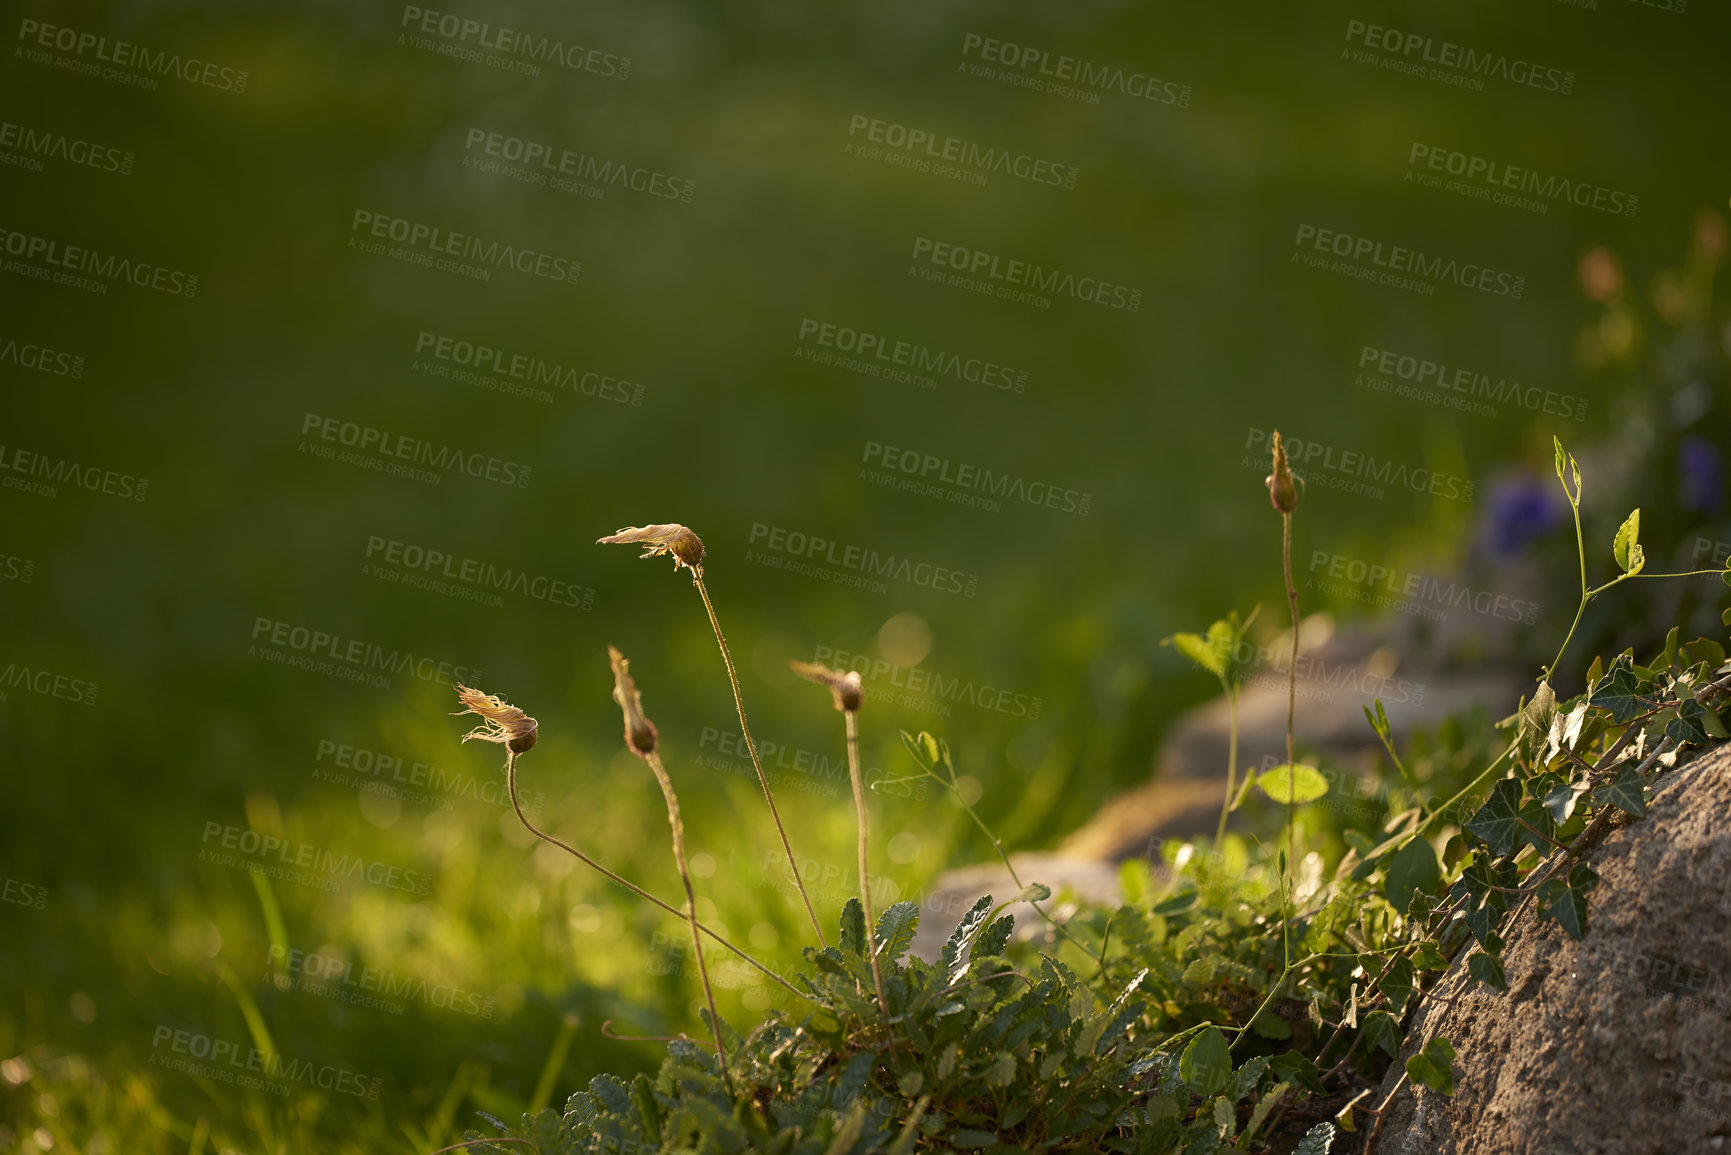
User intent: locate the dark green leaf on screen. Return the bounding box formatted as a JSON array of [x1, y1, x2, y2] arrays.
[[839, 899, 867, 956], [1384, 837, 1440, 912], [874, 901, 919, 963], [1410, 942, 1448, 971], [1538, 865, 1599, 940], [1379, 956, 1416, 1016], [1406, 1037, 1457, 1096], [1271, 1051, 1324, 1094], [1467, 952, 1507, 991], [1517, 800, 1558, 855], [974, 914, 1014, 959], [1588, 669, 1651, 724], [949, 1130, 999, 1149], [1360, 1010, 1400, 1057], [1294, 1121, 1337, 1155], [1179, 1026, 1231, 1098], [1464, 779, 1524, 856], [1592, 767, 1648, 818]]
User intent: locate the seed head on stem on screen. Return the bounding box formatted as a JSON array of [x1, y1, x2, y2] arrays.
[[598, 522, 828, 948], [791, 660, 891, 1030], [609, 646, 733, 1092]]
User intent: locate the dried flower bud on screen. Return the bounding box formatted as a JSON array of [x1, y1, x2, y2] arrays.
[[596, 524, 705, 574], [452, 685, 538, 754], [607, 646, 659, 757], [1266, 429, 1298, 514], [789, 660, 863, 713]]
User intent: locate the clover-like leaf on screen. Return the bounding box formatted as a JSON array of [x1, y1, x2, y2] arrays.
[[1257, 763, 1330, 805], [1179, 1026, 1232, 1098], [1537, 865, 1599, 940], [1464, 779, 1524, 856]]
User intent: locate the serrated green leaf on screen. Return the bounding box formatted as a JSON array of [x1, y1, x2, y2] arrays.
[[1464, 779, 1524, 856], [940, 896, 994, 983], [1244, 1082, 1289, 1143], [1384, 837, 1440, 912], [974, 915, 1014, 959], [1360, 1009, 1400, 1057], [1256, 763, 1330, 804], [1180, 1026, 1232, 1098], [1538, 865, 1599, 940], [838, 899, 867, 956], [1467, 952, 1507, 991], [1294, 1121, 1337, 1155], [1614, 509, 1642, 573], [983, 1052, 1016, 1088], [874, 901, 919, 963]]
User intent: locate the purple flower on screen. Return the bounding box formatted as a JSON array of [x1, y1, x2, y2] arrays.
[[1678, 435, 1724, 513], [1481, 475, 1567, 561]]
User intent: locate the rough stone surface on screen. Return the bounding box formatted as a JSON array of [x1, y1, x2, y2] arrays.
[[1373, 741, 1731, 1155]]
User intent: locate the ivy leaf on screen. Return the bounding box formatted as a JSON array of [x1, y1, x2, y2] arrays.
[[1592, 767, 1648, 818], [1294, 1121, 1337, 1155], [1588, 668, 1651, 724], [1379, 956, 1417, 1017], [874, 901, 920, 963], [1542, 778, 1587, 826], [1666, 699, 1719, 747], [1179, 1026, 1232, 1098], [1613, 509, 1643, 574], [1360, 1010, 1400, 1057], [1405, 1036, 1457, 1096], [839, 898, 867, 956], [1518, 682, 1558, 764], [1467, 952, 1507, 991], [940, 896, 994, 983], [1464, 779, 1524, 856], [1410, 941, 1448, 971], [1384, 837, 1440, 913], [1256, 763, 1330, 805], [1538, 865, 1599, 940], [1516, 800, 1558, 855], [1270, 1052, 1324, 1094]]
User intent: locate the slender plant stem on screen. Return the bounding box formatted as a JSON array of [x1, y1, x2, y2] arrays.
[[949, 779, 1091, 956], [644, 750, 732, 1094], [1215, 680, 1238, 847], [844, 710, 891, 1027], [503, 754, 802, 998], [693, 572, 827, 947], [1281, 509, 1299, 966]]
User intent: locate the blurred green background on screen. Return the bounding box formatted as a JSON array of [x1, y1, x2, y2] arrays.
[[2, 0, 1729, 1150]]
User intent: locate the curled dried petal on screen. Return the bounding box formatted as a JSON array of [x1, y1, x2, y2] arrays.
[[789, 660, 862, 713], [608, 646, 659, 757], [597, 524, 705, 574], [452, 685, 538, 754]]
